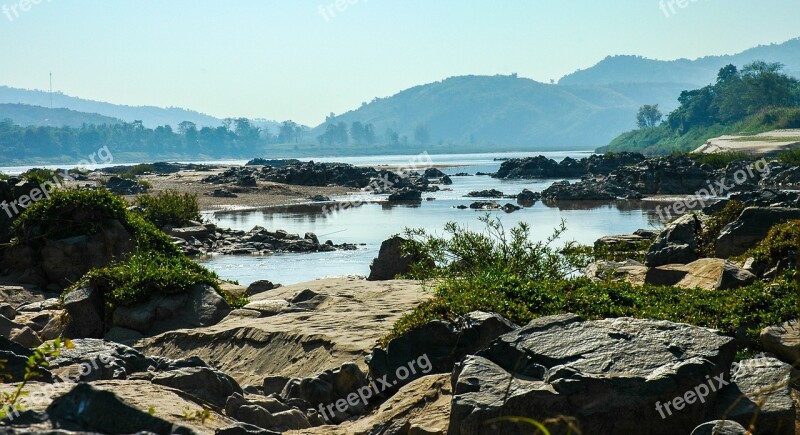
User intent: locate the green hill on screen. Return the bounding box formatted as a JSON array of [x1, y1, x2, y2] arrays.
[[0, 103, 122, 128]]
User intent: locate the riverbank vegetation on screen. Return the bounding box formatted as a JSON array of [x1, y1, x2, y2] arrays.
[[600, 61, 800, 154], [390, 216, 797, 349]]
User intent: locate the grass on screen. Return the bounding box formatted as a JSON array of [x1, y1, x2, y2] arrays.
[[388, 216, 797, 349], [777, 148, 800, 166], [20, 168, 62, 185], [117, 163, 154, 179], [134, 190, 201, 228], [688, 152, 757, 169], [740, 219, 800, 267]]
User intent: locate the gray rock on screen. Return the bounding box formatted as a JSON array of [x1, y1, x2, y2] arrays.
[[645, 214, 702, 267], [760, 320, 800, 365], [152, 366, 243, 408], [247, 280, 281, 295], [63, 286, 106, 339], [368, 311, 516, 388], [709, 357, 795, 434], [691, 420, 748, 435], [170, 226, 213, 241], [716, 207, 800, 258], [0, 303, 16, 320], [584, 259, 647, 283], [45, 383, 193, 434], [281, 362, 369, 423], [368, 236, 432, 281], [450, 314, 737, 435]]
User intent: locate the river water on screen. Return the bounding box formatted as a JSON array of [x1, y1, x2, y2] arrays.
[[198, 152, 668, 286]]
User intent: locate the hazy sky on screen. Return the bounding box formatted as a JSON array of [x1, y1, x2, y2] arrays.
[[1, 0, 798, 126]]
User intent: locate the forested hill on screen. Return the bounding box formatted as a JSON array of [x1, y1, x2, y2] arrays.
[[0, 104, 122, 128], [559, 38, 800, 86]]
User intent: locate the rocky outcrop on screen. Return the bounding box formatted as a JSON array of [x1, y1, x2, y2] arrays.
[[465, 189, 504, 198], [645, 214, 702, 267], [368, 312, 516, 389], [368, 236, 433, 281], [388, 188, 423, 202], [450, 314, 737, 435], [170, 224, 357, 257], [494, 153, 646, 180], [104, 176, 149, 195], [760, 320, 800, 365], [715, 207, 800, 258], [516, 189, 539, 207], [540, 178, 644, 201], [644, 258, 756, 290]]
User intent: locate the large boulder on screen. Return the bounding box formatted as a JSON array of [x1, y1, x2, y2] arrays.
[[645, 214, 702, 267], [709, 357, 795, 434], [715, 207, 800, 258], [691, 421, 748, 435], [63, 286, 106, 338], [280, 362, 369, 424], [450, 314, 737, 435], [760, 320, 800, 365], [368, 311, 516, 389], [644, 258, 756, 290], [368, 236, 432, 281]]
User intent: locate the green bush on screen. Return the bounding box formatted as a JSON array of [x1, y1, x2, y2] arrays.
[[20, 168, 62, 185], [777, 148, 800, 166], [742, 219, 800, 267], [134, 190, 201, 228], [389, 216, 797, 349], [117, 163, 154, 179]]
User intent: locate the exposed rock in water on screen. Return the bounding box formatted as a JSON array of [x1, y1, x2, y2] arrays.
[[515, 188, 540, 207], [494, 152, 645, 179], [465, 189, 504, 198], [469, 201, 500, 210], [387, 188, 422, 202]]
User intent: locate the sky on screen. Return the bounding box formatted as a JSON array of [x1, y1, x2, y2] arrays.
[[0, 0, 798, 127]]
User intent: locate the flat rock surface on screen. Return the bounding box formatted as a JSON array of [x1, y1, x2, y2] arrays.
[[137, 277, 430, 385], [694, 129, 800, 155], [0, 380, 234, 434]]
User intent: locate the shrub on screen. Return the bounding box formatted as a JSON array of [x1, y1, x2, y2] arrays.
[[388, 216, 797, 349], [777, 148, 800, 166], [20, 168, 62, 185], [741, 219, 800, 267], [134, 190, 201, 228], [117, 164, 154, 180], [697, 201, 745, 257]]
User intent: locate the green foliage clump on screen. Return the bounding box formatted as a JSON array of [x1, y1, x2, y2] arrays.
[[0, 172, 9, 181], [76, 252, 220, 307], [389, 216, 796, 349], [777, 147, 800, 166], [697, 201, 745, 257], [20, 168, 62, 185], [741, 220, 800, 267], [134, 190, 201, 228], [689, 152, 756, 169], [117, 164, 154, 179]]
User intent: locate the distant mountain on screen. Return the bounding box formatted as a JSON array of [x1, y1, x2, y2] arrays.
[[311, 75, 697, 149], [313, 38, 800, 150], [559, 38, 800, 86], [0, 103, 122, 128], [0, 86, 284, 133]]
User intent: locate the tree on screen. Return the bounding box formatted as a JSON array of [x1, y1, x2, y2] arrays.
[[279, 121, 299, 143], [414, 123, 431, 145], [636, 104, 663, 129]]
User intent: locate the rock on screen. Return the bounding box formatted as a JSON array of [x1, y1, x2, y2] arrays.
[[225, 393, 311, 432], [170, 226, 213, 240], [450, 314, 736, 435], [715, 207, 800, 258], [584, 259, 647, 284], [502, 203, 521, 213], [691, 421, 748, 435], [288, 374, 452, 435], [281, 362, 369, 423], [465, 189, 504, 198], [263, 376, 291, 396], [645, 214, 702, 267], [594, 231, 655, 251], [368, 236, 432, 281], [0, 303, 16, 320], [138, 278, 430, 386], [494, 155, 588, 179], [540, 178, 643, 201], [213, 188, 239, 198], [9, 325, 42, 348], [247, 280, 281, 295], [468, 201, 500, 210], [424, 168, 446, 178], [645, 258, 756, 290], [388, 188, 422, 202], [104, 326, 145, 344], [760, 320, 800, 365], [105, 176, 149, 195], [45, 383, 193, 434], [48, 338, 152, 381], [63, 286, 105, 339], [152, 366, 243, 408], [367, 312, 516, 388], [516, 189, 539, 207], [440, 175, 453, 185], [709, 357, 795, 434]]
